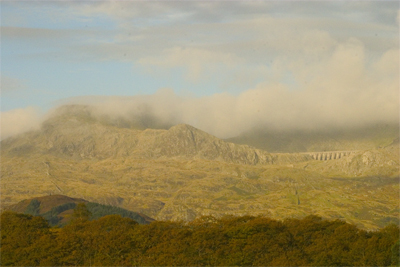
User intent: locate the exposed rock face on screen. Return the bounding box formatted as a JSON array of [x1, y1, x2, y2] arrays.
[[2, 105, 273, 165], [147, 124, 273, 164]]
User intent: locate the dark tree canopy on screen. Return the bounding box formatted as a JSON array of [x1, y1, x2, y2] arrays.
[[1, 212, 399, 266]]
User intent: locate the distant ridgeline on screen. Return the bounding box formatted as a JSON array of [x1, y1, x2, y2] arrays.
[[4, 195, 153, 226]]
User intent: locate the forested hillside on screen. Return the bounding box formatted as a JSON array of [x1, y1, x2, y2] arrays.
[[4, 195, 153, 226], [1, 206, 398, 266]]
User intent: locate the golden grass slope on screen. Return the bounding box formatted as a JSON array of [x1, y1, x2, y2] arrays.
[[2, 146, 398, 230]]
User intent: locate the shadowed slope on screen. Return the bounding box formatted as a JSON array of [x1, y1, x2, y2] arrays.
[[4, 194, 154, 226]]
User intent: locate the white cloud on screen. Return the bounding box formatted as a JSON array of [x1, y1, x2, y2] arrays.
[[1, 1, 398, 140], [5, 2, 397, 94], [0, 107, 42, 140], [60, 39, 398, 139], [138, 47, 241, 82], [62, 2, 398, 88], [9, 37, 398, 140], [397, 9, 400, 25]]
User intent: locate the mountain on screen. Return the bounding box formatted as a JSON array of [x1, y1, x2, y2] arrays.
[[1, 104, 399, 230], [5, 194, 87, 214], [4, 194, 154, 226], [1, 105, 276, 165]]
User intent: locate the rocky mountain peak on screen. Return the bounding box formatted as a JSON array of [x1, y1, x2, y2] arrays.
[[169, 123, 201, 132], [2, 105, 273, 165]]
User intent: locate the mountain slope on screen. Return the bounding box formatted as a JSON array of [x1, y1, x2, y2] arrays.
[[1, 104, 399, 230], [5, 195, 87, 214], [4, 194, 154, 226], [1, 105, 275, 165]]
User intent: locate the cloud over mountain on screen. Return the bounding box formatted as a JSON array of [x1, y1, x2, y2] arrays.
[[1, 107, 42, 140], [1, 2, 398, 139], [1, 38, 398, 140], [58, 39, 398, 139]]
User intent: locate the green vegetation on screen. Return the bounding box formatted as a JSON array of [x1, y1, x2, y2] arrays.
[[1, 208, 398, 266], [41, 202, 77, 226], [71, 203, 92, 223], [13, 196, 152, 227], [24, 199, 40, 216], [86, 202, 150, 225]]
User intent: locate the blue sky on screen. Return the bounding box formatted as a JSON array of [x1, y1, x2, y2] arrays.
[[1, 1, 399, 139]]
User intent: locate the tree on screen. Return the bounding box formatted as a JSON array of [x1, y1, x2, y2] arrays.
[[0, 211, 52, 266], [71, 203, 92, 223], [25, 199, 40, 216], [391, 240, 399, 266]]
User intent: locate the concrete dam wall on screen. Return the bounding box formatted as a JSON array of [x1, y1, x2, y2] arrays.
[[271, 151, 357, 161], [303, 151, 356, 161]]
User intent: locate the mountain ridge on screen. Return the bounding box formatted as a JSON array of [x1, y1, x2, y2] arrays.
[[1, 104, 399, 229], [2, 105, 276, 165]]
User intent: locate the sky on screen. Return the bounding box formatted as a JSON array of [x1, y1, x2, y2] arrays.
[[1, 1, 399, 139]]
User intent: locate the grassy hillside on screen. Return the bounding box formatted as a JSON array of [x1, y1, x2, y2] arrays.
[[2, 148, 398, 230]]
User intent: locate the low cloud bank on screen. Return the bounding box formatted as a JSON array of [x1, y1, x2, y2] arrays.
[[1, 107, 42, 140], [2, 40, 399, 140], [64, 42, 399, 138]]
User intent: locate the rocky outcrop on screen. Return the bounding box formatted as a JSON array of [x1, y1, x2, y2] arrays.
[[147, 124, 273, 165], [1, 105, 275, 165]]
